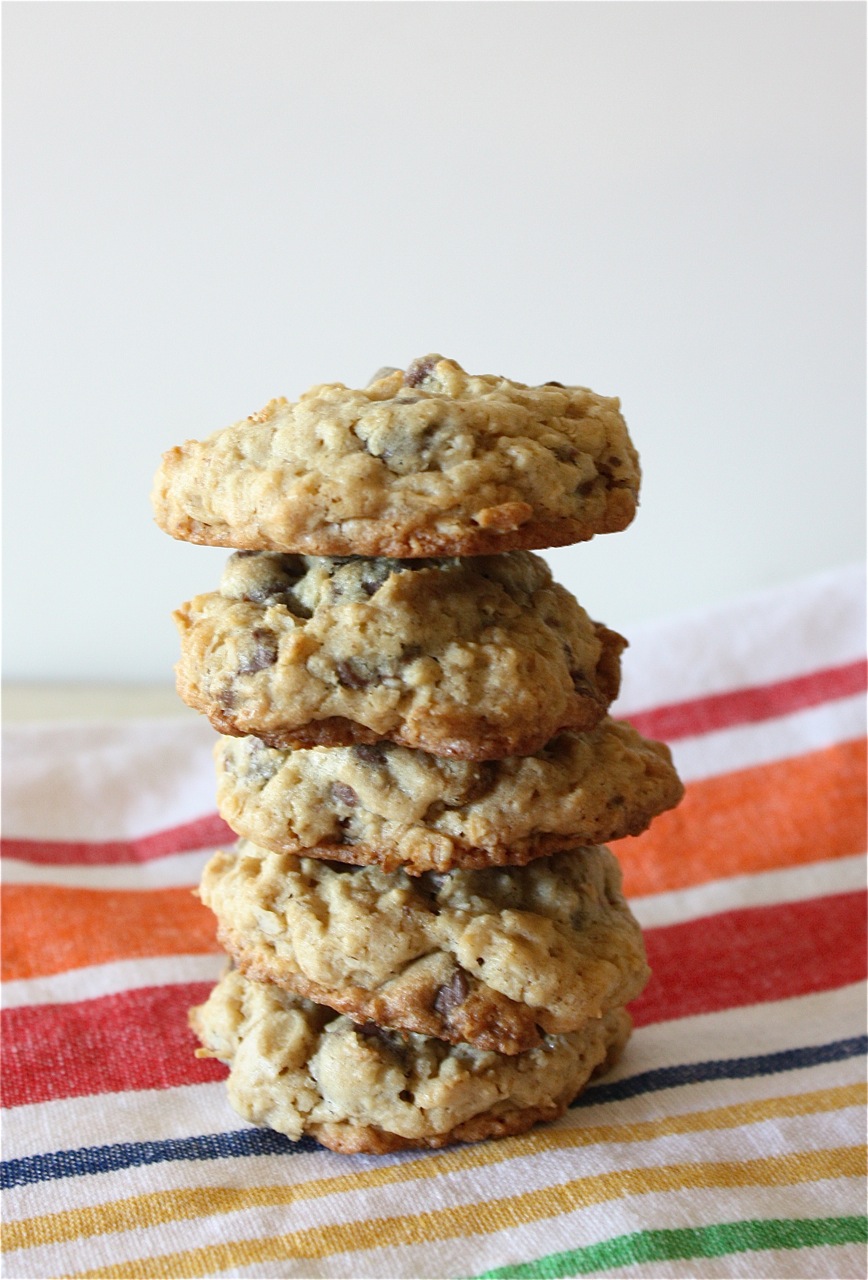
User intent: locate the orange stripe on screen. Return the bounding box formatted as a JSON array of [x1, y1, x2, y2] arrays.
[[1, 887, 219, 981], [614, 737, 867, 897]]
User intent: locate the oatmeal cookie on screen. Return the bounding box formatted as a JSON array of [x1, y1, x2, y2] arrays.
[[190, 968, 632, 1153], [174, 551, 625, 759], [199, 842, 649, 1054], [153, 356, 640, 557], [215, 720, 682, 873]]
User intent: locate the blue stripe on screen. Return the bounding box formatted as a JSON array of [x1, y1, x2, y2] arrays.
[[573, 1033, 868, 1108], [0, 1126, 314, 1189], [2, 1034, 865, 1189]]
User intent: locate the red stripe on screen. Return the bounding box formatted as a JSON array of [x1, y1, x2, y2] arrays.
[[0, 813, 234, 867], [626, 658, 867, 743], [0, 983, 226, 1109], [632, 889, 867, 1027], [2, 891, 864, 1109]]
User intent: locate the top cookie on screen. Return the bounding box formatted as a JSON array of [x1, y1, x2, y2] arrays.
[[153, 355, 640, 557]]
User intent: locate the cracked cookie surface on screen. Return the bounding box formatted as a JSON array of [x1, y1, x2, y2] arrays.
[[175, 551, 625, 759], [191, 967, 632, 1153], [215, 719, 683, 873], [153, 355, 640, 557], [198, 842, 649, 1054]]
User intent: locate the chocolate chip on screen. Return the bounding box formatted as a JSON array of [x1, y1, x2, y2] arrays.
[[353, 743, 387, 765], [460, 761, 498, 805], [334, 659, 378, 689], [576, 479, 596, 497], [355, 1022, 409, 1066], [246, 582, 289, 605], [332, 782, 358, 807], [235, 554, 304, 606], [238, 629, 278, 675], [433, 970, 469, 1016], [404, 355, 440, 387], [553, 445, 579, 464], [357, 1021, 388, 1042], [358, 563, 393, 597], [543, 380, 565, 387]]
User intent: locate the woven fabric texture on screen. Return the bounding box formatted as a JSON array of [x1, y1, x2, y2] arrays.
[[2, 565, 865, 1279]]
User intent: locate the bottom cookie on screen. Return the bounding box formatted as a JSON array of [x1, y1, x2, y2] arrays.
[[191, 968, 632, 1155]]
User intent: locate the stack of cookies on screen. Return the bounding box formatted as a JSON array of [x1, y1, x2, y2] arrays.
[[152, 355, 683, 1154]]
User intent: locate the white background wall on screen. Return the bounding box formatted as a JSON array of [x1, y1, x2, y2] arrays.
[[4, 1, 864, 683]]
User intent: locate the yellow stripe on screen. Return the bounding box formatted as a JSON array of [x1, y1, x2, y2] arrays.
[[4, 1084, 864, 1257], [68, 1145, 866, 1279]]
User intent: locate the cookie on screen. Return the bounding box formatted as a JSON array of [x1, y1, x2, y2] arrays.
[[174, 551, 625, 760], [190, 968, 632, 1154], [198, 842, 650, 1054], [215, 719, 683, 874], [153, 356, 640, 557]]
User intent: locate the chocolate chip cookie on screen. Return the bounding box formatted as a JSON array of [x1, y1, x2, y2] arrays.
[[215, 719, 683, 874], [153, 356, 640, 557], [198, 842, 649, 1054], [174, 551, 625, 760], [191, 967, 632, 1153]]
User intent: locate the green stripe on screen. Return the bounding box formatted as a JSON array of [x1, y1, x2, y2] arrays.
[[474, 1215, 868, 1278]]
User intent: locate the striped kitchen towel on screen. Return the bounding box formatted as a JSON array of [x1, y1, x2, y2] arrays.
[[2, 564, 866, 1279]]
